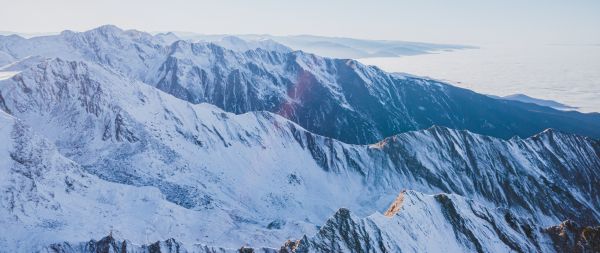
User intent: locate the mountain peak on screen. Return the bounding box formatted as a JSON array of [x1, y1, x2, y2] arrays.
[[539, 128, 557, 135], [90, 24, 124, 34], [530, 128, 574, 141], [154, 31, 180, 44], [81, 25, 157, 43]]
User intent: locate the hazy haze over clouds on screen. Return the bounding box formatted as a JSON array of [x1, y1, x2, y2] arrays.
[[1, 0, 599, 45]]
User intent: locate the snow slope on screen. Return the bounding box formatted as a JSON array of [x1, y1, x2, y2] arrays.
[[0, 112, 224, 252]]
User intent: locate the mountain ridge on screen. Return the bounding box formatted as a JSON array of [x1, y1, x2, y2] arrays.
[[42, 191, 597, 253], [2, 25, 600, 144]]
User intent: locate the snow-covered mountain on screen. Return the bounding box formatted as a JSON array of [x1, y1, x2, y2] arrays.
[[1, 25, 600, 144], [0, 56, 599, 252], [208, 35, 292, 53]]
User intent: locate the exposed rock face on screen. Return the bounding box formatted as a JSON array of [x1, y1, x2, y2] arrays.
[[45, 235, 200, 253], [545, 220, 600, 253], [43, 235, 287, 253], [2, 25, 600, 144]]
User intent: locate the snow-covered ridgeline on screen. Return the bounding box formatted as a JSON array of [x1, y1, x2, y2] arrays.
[[2, 25, 600, 144], [42, 191, 594, 253], [0, 57, 598, 251]]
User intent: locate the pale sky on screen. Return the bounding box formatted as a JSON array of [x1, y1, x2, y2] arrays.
[[1, 0, 599, 45]]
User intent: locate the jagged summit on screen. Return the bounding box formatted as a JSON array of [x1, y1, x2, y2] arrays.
[[284, 191, 556, 253], [531, 127, 569, 139], [89, 24, 123, 34]]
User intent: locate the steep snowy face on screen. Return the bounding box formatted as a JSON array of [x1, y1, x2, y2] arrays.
[[2, 25, 600, 144], [1, 58, 599, 252], [0, 112, 201, 252], [147, 40, 600, 144], [147, 40, 295, 110], [371, 126, 600, 226], [149, 45, 397, 144], [292, 191, 556, 253]]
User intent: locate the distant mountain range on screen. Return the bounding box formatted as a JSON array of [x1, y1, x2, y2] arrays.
[[0, 29, 474, 59], [0, 25, 598, 252], [175, 33, 475, 59], [501, 93, 579, 110], [0, 31, 58, 38]]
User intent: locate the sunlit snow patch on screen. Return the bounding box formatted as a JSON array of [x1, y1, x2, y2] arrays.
[[0, 71, 19, 80]]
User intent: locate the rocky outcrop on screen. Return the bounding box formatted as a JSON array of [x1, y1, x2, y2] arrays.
[[44, 234, 191, 253], [545, 220, 600, 253], [383, 191, 405, 217]]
